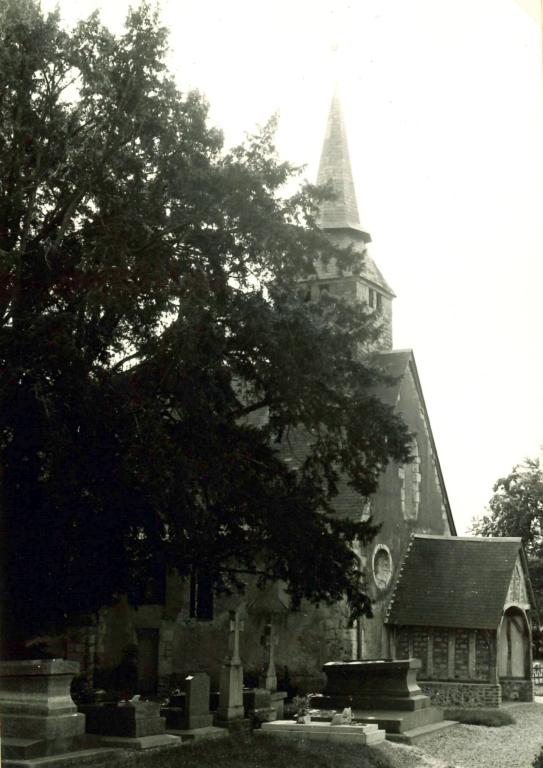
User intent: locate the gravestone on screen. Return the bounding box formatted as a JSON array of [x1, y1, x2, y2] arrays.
[[161, 673, 214, 730], [161, 673, 227, 741], [258, 621, 287, 718], [0, 659, 122, 766], [217, 607, 251, 731], [259, 623, 278, 691]]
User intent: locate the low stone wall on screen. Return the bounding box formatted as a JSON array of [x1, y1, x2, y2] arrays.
[[501, 678, 533, 702], [419, 680, 502, 708]]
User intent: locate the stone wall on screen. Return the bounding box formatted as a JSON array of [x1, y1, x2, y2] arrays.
[[420, 681, 502, 708], [395, 626, 492, 684], [501, 677, 534, 702]]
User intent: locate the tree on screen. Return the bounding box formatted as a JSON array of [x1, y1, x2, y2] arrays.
[[472, 456, 543, 608], [0, 0, 412, 648]]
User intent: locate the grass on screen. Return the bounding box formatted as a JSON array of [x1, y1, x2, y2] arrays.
[[122, 733, 395, 768], [444, 707, 516, 727]]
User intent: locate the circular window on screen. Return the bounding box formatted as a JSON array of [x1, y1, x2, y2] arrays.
[[373, 545, 393, 590]]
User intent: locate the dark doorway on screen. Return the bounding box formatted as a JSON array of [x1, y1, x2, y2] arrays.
[[136, 628, 159, 694]]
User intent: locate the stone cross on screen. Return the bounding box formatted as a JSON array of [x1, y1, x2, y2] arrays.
[[227, 608, 245, 665], [218, 607, 245, 721], [259, 622, 279, 691]]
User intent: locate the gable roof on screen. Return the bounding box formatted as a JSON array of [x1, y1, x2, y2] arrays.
[[386, 535, 535, 629], [370, 350, 456, 535]]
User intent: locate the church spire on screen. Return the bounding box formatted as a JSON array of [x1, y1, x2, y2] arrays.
[[316, 89, 371, 243]]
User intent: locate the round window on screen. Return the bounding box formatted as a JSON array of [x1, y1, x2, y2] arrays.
[[373, 545, 393, 590]]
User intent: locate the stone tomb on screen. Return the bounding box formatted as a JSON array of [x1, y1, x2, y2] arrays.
[[311, 658, 456, 743], [0, 659, 122, 767], [80, 696, 181, 750], [82, 698, 166, 737]]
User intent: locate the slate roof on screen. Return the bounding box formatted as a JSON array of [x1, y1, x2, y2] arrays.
[[386, 535, 530, 629], [316, 89, 371, 242]]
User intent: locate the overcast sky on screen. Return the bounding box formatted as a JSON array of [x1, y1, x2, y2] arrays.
[[43, 0, 543, 534]]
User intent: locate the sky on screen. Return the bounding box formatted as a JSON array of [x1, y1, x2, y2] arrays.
[[43, 0, 543, 534]]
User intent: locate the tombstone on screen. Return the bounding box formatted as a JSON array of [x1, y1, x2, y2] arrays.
[[0, 659, 122, 765], [259, 623, 278, 691], [217, 607, 251, 731], [258, 621, 287, 718], [161, 673, 213, 730]]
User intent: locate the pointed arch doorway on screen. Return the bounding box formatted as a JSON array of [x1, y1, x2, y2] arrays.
[[497, 608, 530, 679]]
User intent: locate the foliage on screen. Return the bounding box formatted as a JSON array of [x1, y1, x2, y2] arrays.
[[533, 746, 543, 768], [0, 0, 412, 644], [444, 708, 515, 727], [127, 735, 395, 768], [472, 456, 543, 621]]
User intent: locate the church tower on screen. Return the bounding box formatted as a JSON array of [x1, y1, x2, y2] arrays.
[[314, 90, 395, 349]]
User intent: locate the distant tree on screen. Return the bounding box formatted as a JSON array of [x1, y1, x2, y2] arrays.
[[472, 456, 543, 613], [0, 0, 412, 649]]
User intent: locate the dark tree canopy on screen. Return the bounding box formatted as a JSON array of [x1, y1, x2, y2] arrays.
[[0, 0, 412, 643], [472, 456, 543, 613]]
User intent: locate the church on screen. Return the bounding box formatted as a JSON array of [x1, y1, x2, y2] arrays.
[[58, 92, 537, 708]]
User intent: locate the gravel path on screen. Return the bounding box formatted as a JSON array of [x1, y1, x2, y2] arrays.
[[373, 702, 543, 768]]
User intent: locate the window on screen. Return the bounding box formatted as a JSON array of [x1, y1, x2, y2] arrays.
[[376, 292, 383, 313], [368, 288, 375, 307], [373, 545, 393, 590], [400, 440, 421, 520], [190, 570, 214, 620]]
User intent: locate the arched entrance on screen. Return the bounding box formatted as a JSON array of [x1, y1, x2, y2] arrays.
[[497, 607, 531, 681]]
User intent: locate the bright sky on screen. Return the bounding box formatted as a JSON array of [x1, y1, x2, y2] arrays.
[[43, 0, 543, 534]]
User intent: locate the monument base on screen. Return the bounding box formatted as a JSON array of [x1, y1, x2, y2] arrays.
[[261, 720, 385, 745], [2, 746, 124, 768]]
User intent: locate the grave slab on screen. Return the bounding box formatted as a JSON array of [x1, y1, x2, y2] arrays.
[[1, 746, 125, 768], [96, 734, 182, 751], [166, 725, 229, 742], [260, 720, 385, 744]]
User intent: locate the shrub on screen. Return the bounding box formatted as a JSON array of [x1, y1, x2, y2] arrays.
[[533, 746, 543, 768], [444, 708, 515, 727]]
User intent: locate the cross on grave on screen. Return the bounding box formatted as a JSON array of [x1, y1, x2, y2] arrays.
[[259, 622, 279, 691], [218, 607, 246, 723], [227, 608, 244, 665]]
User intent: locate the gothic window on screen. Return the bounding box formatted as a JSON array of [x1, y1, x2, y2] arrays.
[[189, 570, 214, 620], [400, 440, 421, 520], [373, 545, 393, 590]]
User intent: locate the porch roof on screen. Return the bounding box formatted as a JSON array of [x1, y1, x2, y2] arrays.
[[385, 535, 531, 630]]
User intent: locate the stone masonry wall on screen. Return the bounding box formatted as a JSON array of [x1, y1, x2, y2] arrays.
[[420, 681, 502, 708]]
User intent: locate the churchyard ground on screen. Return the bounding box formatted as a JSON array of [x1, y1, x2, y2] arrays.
[[116, 700, 543, 768]]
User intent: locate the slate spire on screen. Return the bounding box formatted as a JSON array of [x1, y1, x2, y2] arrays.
[[316, 89, 371, 242]]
